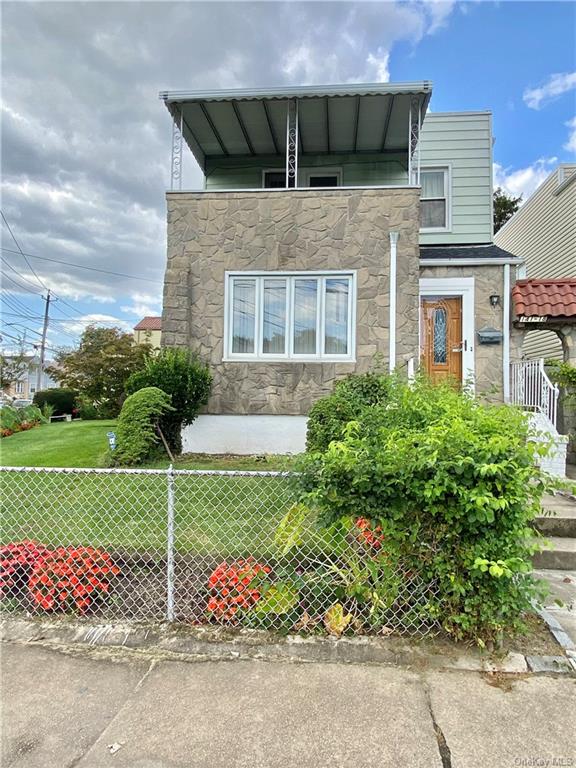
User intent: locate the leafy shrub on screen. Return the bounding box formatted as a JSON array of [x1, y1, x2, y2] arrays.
[[113, 386, 174, 466], [0, 404, 44, 437], [297, 375, 553, 644], [206, 558, 271, 621], [76, 395, 103, 420], [0, 541, 51, 597], [33, 388, 77, 416], [28, 546, 120, 613], [41, 403, 55, 420], [125, 348, 212, 453], [306, 372, 392, 452]]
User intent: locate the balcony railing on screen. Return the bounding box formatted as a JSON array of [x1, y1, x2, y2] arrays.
[[510, 358, 559, 428]]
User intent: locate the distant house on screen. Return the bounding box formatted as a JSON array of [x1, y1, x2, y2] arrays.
[[495, 164, 576, 361], [1, 354, 57, 400], [133, 317, 162, 351]]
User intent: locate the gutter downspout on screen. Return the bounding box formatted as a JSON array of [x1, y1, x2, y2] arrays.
[[389, 232, 399, 373], [503, 263, 510, 402]]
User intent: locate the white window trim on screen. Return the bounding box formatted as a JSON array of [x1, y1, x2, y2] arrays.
[[261, 167, 343, 189], [224, 270, 357, 363], [301, 167, 343, 187], [417, 165, 452, 233], [419, 276, 474, 389]]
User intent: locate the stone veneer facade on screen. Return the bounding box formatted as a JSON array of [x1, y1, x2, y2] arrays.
[[162, 188, 421, 415]]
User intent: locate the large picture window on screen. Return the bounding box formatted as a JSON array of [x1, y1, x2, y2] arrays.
[[419, 168, 449, 230], [225, 272, 356, 361]]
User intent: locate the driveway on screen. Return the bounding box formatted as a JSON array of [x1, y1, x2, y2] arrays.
[[1, 643, 575, 768]]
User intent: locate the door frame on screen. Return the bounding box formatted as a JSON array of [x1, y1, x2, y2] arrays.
[[419, 277, 475, 390]]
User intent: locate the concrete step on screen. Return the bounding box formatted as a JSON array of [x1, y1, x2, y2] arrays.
[[532, 537, 576, 570], [534, 494, 576, 538]]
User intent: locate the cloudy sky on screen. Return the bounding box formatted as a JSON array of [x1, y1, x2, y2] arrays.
[[1, 0, 575, 353]]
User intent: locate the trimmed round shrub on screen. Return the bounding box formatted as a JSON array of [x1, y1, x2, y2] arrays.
[[306, 372, 392, 452], [125, 348, 211, 454], [113, 386, 174, 466], [33, 388, 77, 416]]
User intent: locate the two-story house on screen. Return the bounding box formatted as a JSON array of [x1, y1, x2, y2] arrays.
[[159, 82, 525, 454]]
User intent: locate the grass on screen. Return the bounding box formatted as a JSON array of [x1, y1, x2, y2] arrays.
[[1, 420, 116, 468], [0, 420, 296, 471], [0, 419, 301, 556], [1, 469, 296, 556]]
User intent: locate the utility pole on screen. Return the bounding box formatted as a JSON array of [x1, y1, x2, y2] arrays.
[[36, 289, 51, 393]]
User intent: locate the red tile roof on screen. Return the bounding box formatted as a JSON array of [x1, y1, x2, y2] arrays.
[[134, 316, 162, 331], [512, 279, 576, 319]]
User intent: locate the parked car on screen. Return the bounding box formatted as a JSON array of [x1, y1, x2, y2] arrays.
[[11, 399, 33, 408]]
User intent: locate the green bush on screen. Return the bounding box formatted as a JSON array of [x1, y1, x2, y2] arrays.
[[112, 387, 174, 466], [76, 395, 105, 420], [1, 404, 45, 434], [297, 375, 553, 644], [33, 388, 77, 416], [306, 372, 392, 452], [125, 348, 211, 453]]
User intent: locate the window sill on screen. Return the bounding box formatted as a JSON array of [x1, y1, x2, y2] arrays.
[[222, 357, 357, 364]]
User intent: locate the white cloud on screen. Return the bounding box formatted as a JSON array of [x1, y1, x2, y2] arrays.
[[60, 313, 133, 336], [493, 157, 557, 201], [523, 71, 576, 110], [564, 116, 576, 153], [120, 292, 162, 318]]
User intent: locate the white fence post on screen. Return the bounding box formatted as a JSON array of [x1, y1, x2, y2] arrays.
[[166, 464, 175, 622]]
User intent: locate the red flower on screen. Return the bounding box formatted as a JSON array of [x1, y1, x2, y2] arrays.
[[205, 558, 269, 623], [28, 545, 120, 614]]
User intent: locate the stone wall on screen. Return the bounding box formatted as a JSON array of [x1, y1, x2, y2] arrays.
[[163, 188, 420, 415], [418, 264, 507, 400]]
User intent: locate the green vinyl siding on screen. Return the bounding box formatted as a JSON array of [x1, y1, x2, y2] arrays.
[[418, 112, 493, 245], [205, 153, 408, 189]]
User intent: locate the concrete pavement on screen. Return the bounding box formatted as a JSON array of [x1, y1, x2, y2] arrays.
[[2, 643, 575, 768]]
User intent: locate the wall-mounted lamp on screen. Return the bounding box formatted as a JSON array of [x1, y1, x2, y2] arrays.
[[489, 294, 501, 307]]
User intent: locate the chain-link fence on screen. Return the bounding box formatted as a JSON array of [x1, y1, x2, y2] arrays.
[[0, 466, 440, 637]]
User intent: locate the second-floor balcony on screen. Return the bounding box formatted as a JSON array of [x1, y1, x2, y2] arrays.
[[160, 82, 432, 194]]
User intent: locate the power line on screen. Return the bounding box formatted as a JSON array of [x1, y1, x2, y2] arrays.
[[1, 245, 160, 283], [1, 256, 45, 295], [0, 211, 49, 291]]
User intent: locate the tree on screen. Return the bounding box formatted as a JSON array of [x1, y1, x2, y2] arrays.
[[46, 326, 152, 417], [0, 351, 28, 394], [125, 348, 211, 453], [493, 187, 522, 233]]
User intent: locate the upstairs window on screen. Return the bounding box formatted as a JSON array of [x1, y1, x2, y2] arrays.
[[225, 272, 356, 362], [263, 171, 286, 188], [420, 168, 449, 230]]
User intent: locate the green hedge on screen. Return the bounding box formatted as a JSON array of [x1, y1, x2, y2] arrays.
[[33, 388, 77, 416], [306, 372, 392, 452], [297, 375, 554, 644]]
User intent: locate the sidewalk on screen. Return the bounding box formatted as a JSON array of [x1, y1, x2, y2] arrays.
[[2, 642, 575, 768]]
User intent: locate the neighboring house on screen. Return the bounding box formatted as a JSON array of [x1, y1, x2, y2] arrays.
[[133, 317, 162, 351], [495, 164, 576, 361], [1, 354, 57, 400], [158, 82, 539, 454]]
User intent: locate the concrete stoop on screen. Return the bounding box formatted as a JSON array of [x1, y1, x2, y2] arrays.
[[532, 494, 576, 570]]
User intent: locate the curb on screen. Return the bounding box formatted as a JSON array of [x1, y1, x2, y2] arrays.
[[1, 616, 574, 676]]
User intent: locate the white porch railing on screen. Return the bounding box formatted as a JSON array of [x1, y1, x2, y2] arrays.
[[510, 358, 559, 428]]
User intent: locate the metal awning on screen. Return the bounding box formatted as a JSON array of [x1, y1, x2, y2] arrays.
[[160, 82, 432, 169]]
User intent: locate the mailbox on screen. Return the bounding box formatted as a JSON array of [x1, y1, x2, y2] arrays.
[[477, 326, 503, 345]]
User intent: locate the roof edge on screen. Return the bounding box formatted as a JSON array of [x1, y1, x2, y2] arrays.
[[159, 81, 433, 103]]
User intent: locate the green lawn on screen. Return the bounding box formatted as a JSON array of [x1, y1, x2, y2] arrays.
[[0, 420, 294, 471], [1, 420, 116, 468], [1, 419, 300, 556]]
